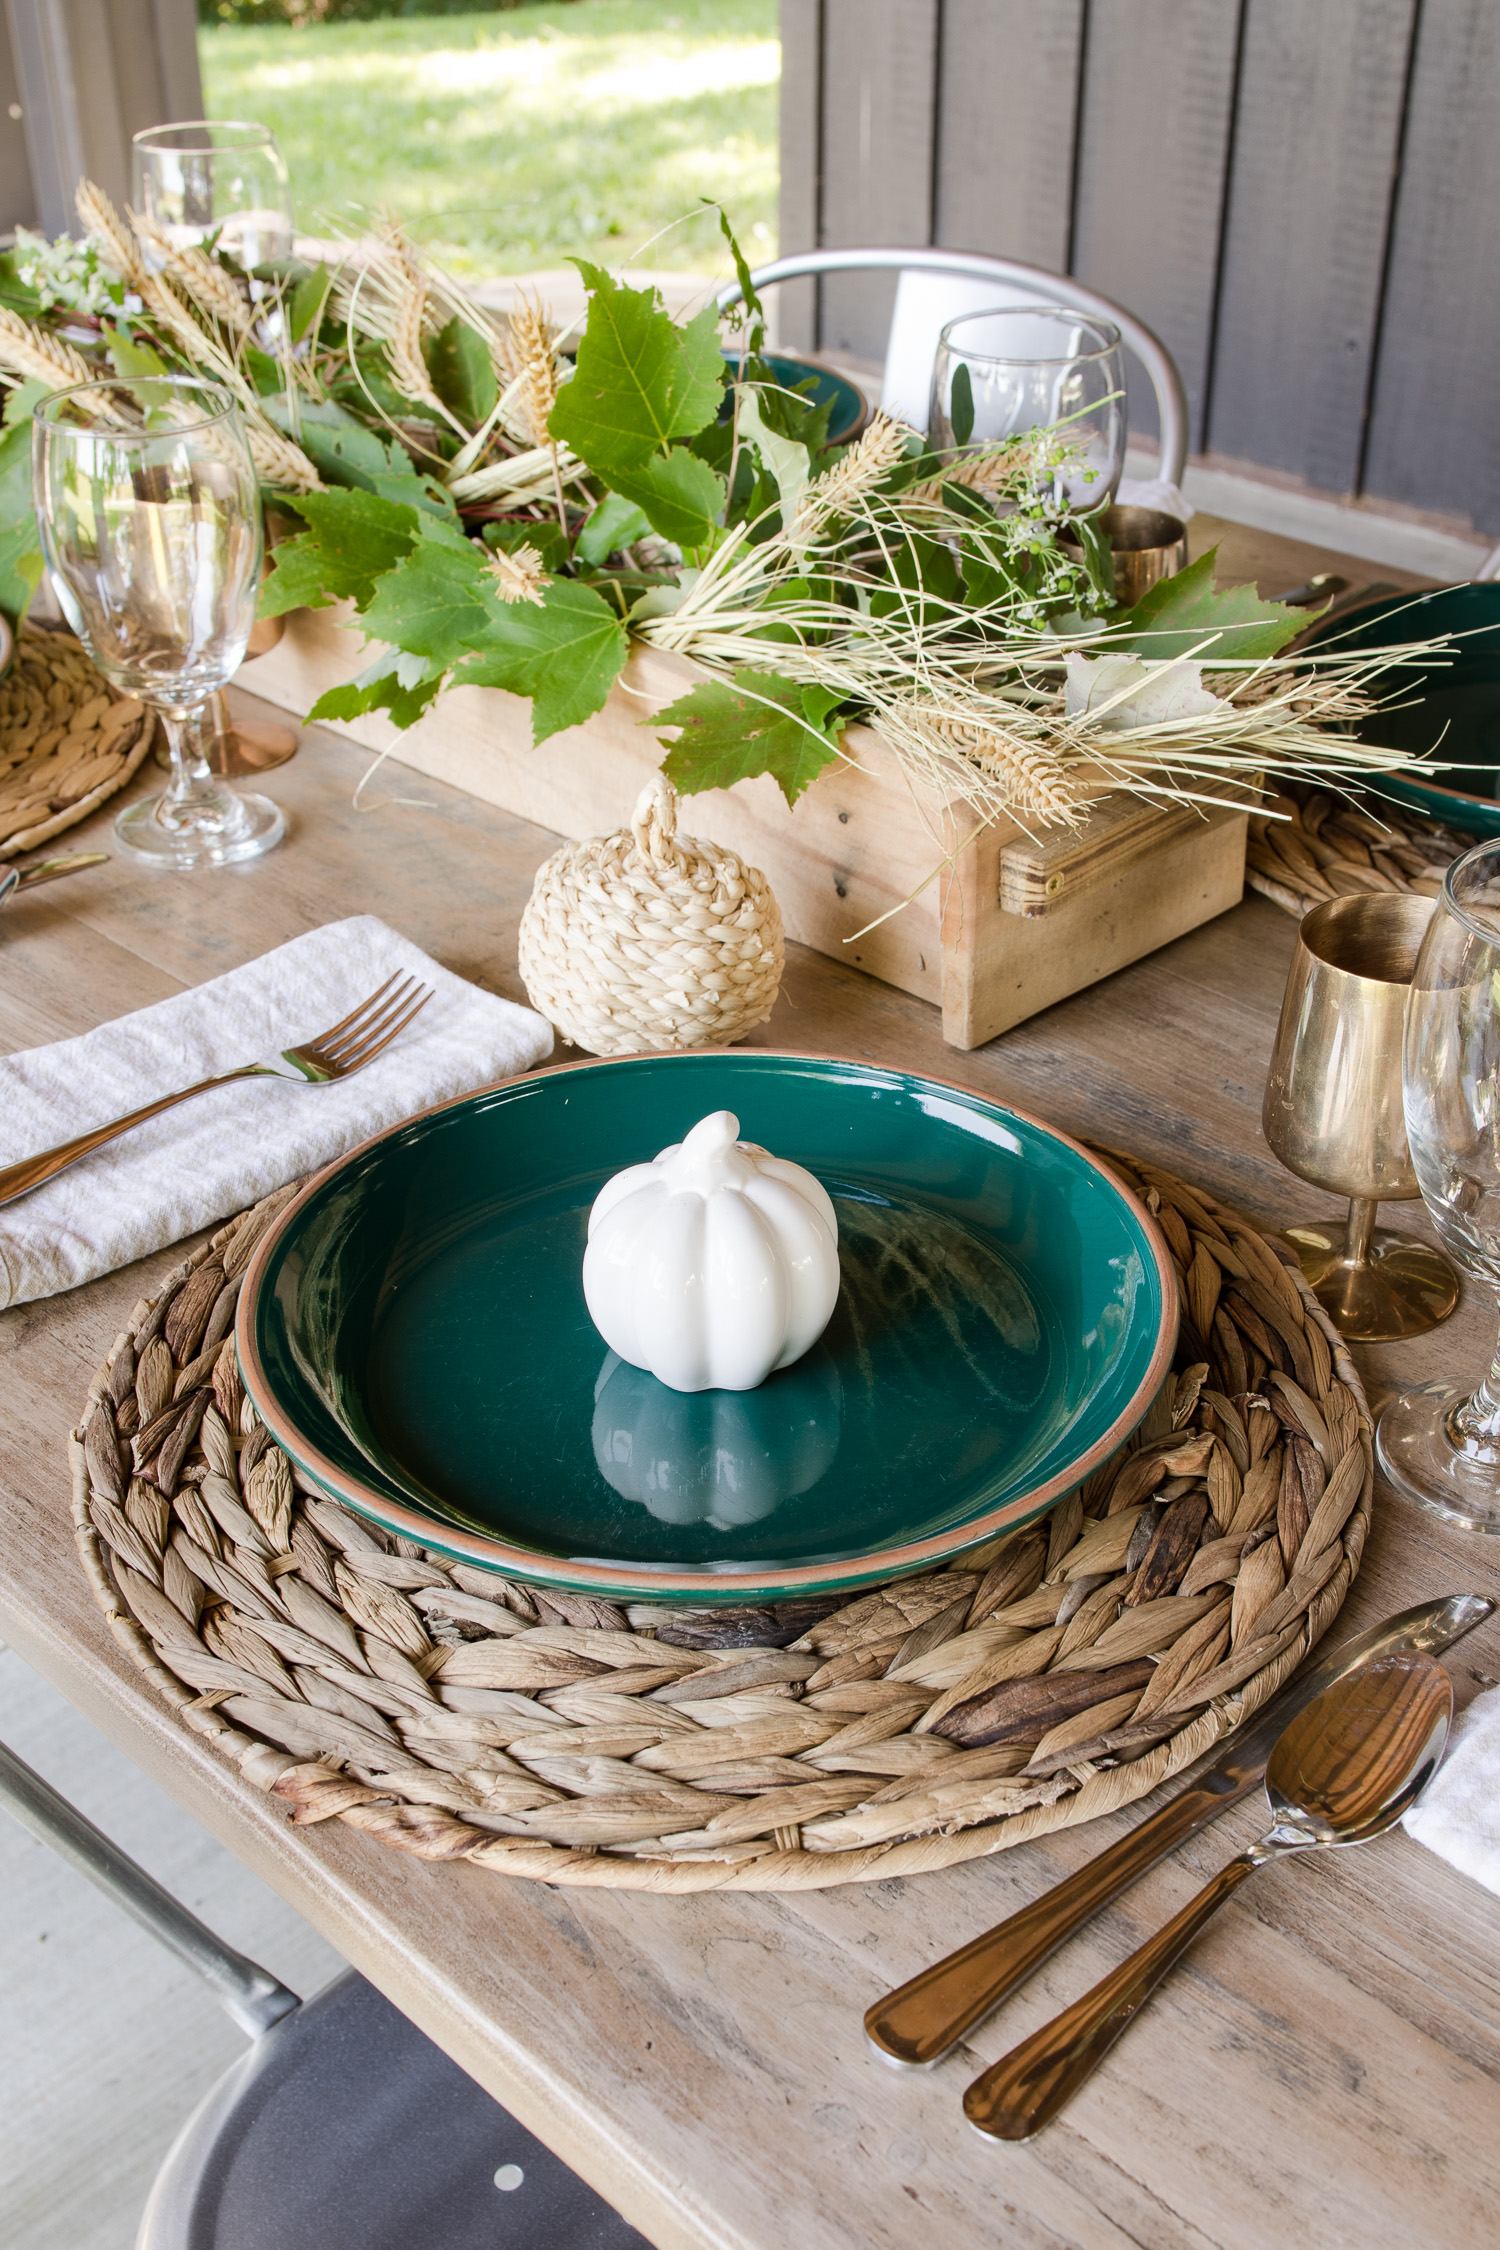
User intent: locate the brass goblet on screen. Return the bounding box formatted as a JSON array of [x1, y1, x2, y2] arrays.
[[1262, 891, 1459, 1341]]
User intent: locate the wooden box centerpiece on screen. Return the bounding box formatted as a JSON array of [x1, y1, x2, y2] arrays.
[[243, 607, 1248, 1052]]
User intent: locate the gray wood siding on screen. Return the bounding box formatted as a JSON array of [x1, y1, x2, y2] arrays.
[[1361, 0, 1500, 530], [781, 0, 1497, 534], [3, 0, 202, 236], [817, 0, 940, 363], [932, 0, 1082, 274], [1207, 0, 1415, 495], [1070, 0, 1240, 450]]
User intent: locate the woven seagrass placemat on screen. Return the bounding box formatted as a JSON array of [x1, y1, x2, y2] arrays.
[[0, 623, 155, 857], [69, 1148, 1371, 1892], [1246, 786, 1470, 921]]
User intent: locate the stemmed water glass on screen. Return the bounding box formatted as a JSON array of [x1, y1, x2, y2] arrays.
[[32, 375, 284, 870], [1378, 839, 1500, 1528], [131, 120, 295, 271], [929, 305, 1126, 515], [131, 121, 301, 778]]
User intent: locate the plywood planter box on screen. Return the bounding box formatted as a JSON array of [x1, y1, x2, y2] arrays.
[[241, 606, 1248, 1051]]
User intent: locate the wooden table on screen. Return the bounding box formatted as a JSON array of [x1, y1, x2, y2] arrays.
[[4, 523, 1499, 2250]]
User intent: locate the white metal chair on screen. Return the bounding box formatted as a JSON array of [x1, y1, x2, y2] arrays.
[[0, 1737, 648, 2250], [716, 247, 1189, 487]]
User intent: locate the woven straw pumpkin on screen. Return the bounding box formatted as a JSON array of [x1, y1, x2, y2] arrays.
[[517, 775, 785, 1054]]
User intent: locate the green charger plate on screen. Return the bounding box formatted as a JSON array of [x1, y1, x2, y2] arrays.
[[237, 1053, 1177, 1603], [1302, 584, 1500, 835]]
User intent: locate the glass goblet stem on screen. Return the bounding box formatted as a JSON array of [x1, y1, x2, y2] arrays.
[[154, 700, 253, 838], [1448, 1312, 1500, 1466]]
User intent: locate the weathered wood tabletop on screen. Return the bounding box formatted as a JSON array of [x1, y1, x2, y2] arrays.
[[3, 520, 1498, 2250]]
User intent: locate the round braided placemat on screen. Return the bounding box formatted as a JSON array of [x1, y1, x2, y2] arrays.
[[518, 775, 785, 1055], [69, 1149, 1371, 1891], [0, 623, 156, 857], [1246, 785, 1469, 922]]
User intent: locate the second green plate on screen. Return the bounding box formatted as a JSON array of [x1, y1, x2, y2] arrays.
[[237, 1053, 1177, 1602]]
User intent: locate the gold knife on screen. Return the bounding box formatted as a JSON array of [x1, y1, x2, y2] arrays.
[[0, 851, 109, 905], [864, 1593, 1494, 2069]]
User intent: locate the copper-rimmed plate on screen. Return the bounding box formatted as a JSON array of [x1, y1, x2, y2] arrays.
[[237, 1051, 1177, 1603]]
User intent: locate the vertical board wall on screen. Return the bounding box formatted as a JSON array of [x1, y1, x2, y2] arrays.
[[779, 0, 1494, 532], [1, 0, 202, 238]]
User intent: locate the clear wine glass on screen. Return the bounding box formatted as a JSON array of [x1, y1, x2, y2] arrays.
[[1378, 839, 1500, 1529], [929, 305, 1126, 514], [131, 121, 294, 272], [33, 375, 284, 870]]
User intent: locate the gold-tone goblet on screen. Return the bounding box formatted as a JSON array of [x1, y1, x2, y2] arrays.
[[1262, 891, 1459, 1341]]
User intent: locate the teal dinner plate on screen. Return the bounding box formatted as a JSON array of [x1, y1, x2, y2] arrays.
[[1301, 584, 1500, 835], [237, 1053, 1177, 1603], [718, 352, 868, 448]]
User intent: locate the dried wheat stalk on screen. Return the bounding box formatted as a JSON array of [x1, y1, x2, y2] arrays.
[[76, 180, 148, 292], [792, 412, 911, 544], [0, 306, 104, 400]]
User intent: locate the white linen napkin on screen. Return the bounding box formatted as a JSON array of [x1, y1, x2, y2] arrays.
[[1404, 1683, 1500, 1898], [0, 914, 553, 1308]]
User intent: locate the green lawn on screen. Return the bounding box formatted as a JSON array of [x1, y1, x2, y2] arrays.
[[198, 0, 778, 279]]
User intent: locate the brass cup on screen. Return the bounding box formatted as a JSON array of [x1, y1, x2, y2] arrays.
[[1060, 504, 1189, 604], [1262, 891, 1459, 1342], [205, 690, 299, 777]]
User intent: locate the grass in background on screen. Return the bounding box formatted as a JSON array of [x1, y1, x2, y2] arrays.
[[198, 0, 778, 278]]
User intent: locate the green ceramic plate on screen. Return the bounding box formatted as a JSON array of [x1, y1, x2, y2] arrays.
[[1301, 584, 1500, 836], [237, 1053, 1177, 1603]]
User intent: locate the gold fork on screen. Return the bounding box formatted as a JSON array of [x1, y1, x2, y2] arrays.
[[0, 971, 432, 1210]]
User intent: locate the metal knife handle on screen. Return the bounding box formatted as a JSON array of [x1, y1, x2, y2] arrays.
[[963, 1845, 1283, 2140], [864, 1593, 1493, 2071], [864, 1764, 1255, 2068]]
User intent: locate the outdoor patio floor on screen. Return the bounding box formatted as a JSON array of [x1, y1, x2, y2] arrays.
[[0, 1644, 344, 2250]]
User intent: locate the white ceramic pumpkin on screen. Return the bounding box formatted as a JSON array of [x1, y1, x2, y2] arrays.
[[582, 1109, 841, 1393]]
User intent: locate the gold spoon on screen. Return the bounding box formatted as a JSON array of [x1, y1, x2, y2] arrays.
[[964, 1650, 1453, 2141]]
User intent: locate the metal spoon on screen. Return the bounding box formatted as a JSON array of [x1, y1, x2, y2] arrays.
[[963, 1649, 1453, 2141]]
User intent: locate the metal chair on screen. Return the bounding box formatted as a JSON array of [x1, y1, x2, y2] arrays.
[[0, 1737, 648, 2250], [716, 247, 1189, 487]]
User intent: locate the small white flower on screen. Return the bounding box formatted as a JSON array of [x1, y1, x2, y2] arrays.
[[14, 227, 121, 318], [485, 543, 549, 607]]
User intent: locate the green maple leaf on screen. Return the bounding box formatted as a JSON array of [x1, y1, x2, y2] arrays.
[[0, 417, 41, 621], [289, 263, 332, 344], [260, 488, 421, 616], [607, 446, 725, 548], [577, 491, 651, 565], [101, 325, 169, 379], [308, 646, 446, 731], [548, 264, 725, 478], [451, 579, 628, 745], [358, 527, 498, 667], [425, 314, 498, 428], [654, 666, 846, 806], [1110, 545, 1302, 660]]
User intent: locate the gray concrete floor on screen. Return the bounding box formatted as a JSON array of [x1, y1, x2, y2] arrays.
[[0, 1643, 345, 2250]]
